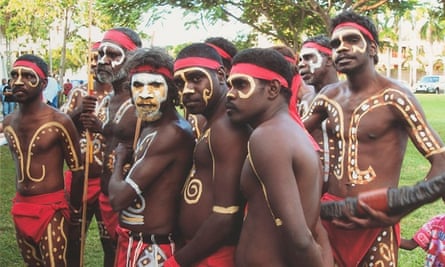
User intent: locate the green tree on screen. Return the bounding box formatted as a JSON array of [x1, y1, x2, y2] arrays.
[[96, 0, 420, 50], [0, 0, 112, 79], [418, 6, 445, 75]]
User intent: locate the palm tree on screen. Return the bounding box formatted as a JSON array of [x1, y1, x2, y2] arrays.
[[418, 7, 445, 75]]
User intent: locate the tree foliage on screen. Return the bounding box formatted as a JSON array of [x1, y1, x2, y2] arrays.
[[0, 0, 113, 76], [95, 0, 421, 50]]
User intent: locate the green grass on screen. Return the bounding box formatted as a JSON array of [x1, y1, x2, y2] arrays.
[[1, 94, 444, 266]]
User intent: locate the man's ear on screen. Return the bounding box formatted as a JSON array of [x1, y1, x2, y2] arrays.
[[325, 56, 334, 67], [369, 41, 378, 58], [216, 66, 226, 84], [40, 78, 48, 90], [267, 79, 281, 99]]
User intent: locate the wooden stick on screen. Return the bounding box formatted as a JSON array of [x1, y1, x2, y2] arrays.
[[79, 0, 94, 265]]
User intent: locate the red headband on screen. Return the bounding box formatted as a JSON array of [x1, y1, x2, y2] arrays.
[[284, 56, 296, 65], [302, 42, 332, 56], [130, 65, 173, 80], [174, 57, 221, 72], [91, 41, 101, 50], [230, 63, 289, 88], [205, 43, 232, 61], [13, 60, 46, 79], [333, 22, 375, 42], [102, 30, 138, 51]]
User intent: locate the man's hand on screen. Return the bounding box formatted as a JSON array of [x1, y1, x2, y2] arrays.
[[67, 206, 82, 267], [331, 200, 403, 229], [81, 95, 97, 113]]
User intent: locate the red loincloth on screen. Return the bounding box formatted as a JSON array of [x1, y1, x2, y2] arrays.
[[321, 192, 400, 267], [192, 245, 236, 267], [11, 190, 70, 243], [115, 225, 174, 266], [64, 170, 101, 205], [99, 193, 119, 240]]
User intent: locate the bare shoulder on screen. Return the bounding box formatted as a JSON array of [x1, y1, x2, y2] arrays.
[[210, 113, 251, 144], [384, 77, 415, 95], [318, 80, 345, 99], [249, 116, 295, 150], [52, 107, 74, 121], [155, 116, 195, 150]]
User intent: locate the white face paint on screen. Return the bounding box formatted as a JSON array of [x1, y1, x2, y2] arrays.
[[11, 66, 40, 88], [98, 42, 126, 68], [131, 73, 168, 122], [300, 47, 323, 74], [227, 73, 256, 99], [174, 67, 214, 106], [331, 28, 367, 62]]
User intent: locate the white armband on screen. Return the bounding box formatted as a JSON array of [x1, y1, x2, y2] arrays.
[[125, 177, 142, 195]]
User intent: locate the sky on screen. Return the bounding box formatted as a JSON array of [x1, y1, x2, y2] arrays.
[[137, 7, 253, 47]]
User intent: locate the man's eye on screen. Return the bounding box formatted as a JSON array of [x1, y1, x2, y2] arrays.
[[174, 78, 185, 88], [191, 75, 201, 83], [230, 79, 247, 89], [150, 82, 163, 88], [133, 81, 143, 87], [330, 39, 340, 49]]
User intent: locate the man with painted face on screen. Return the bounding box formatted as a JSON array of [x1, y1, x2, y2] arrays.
[[298, 34, 339, 116], [60, 41, 115, 267], [298, 35, 339, 186], [299, 35, 339, 94], [186, 37, 238, 142], [80, 27, 142, 265], [225, 48, 332, 267], [107, 47, 195, 266], [303, 11, 445, 266], [163, 43, 250, 267], [3, 54, 84, 266]]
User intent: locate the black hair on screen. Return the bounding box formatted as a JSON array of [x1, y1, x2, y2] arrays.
[[330, 11, 379, 64], [15, 54, 49, 78], [205, 37, 238, 71], [270, 45, 298, 74], [302, 35, 332, 56], [125, 47, 180, 106], [176, 43, 223, 66], [232, 48, 293, 100]]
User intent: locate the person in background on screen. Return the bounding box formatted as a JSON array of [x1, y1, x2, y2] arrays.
[[184, 37, 239, 141], [298, 35, 340, 185], [226, 47, 332, 266], [1, 78, 7, 115], [43, 76, 61, 108], [164, 43, 250, 267], [60, 41, 114, 267], [303, 11, 445, 266], [80, 27, 142, 266], [204, 37, 238, 74], [108, 47, 195, 267], [400, 214, 445, 267], [298, 34, 339, 116], [2, 78, 16, 116], [63, 78, 73, 96], [3, 54, 84, 266], [59, 78, 73, 106]]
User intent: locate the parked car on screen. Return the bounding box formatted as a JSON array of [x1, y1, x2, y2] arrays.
[[414, 75, 445, 94]]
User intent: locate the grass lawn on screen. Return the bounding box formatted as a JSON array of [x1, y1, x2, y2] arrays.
[[0, 94, 444, 266]]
